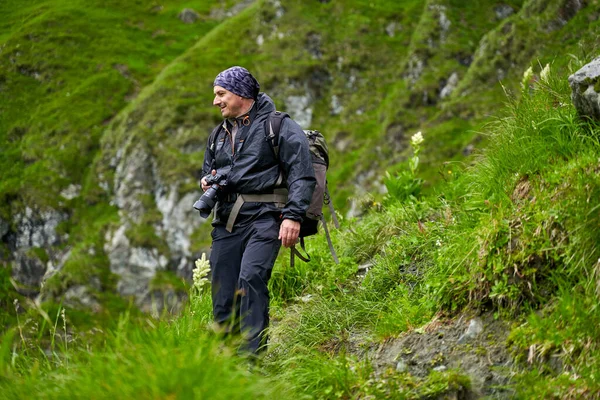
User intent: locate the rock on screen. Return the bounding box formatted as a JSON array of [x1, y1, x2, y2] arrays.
[[433, 365, 447, 372], [396, 360, 408, 372], [64, 284, 101, 311], [178, 8, 199, 24], [60, 184, 81, 200], [569, 57, 600, 122], [385, 22, 398, 37], [357, 262, 373, 272], [462, 144, 475, 156], [12, 252, 46, 293], [457, 318, 484, 344], [286, 94, 313, 128], [494, 5, 514, 20], [330, 95, 343, 115], [15, 207, 67, 249], [114, 143, 155, 224], [440, 72, 459, 99], [407, 55, 425, 85]]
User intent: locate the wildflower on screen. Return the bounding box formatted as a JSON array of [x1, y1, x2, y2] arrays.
[[411, 131, 424, 147], [193, 253, 211, 290], [540, 63, 550, 83], [521, 66, 533, 89]]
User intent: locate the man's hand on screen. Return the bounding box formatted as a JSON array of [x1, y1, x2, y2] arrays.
[[201, 169, 217, 192], [279, 219, 300, 248]]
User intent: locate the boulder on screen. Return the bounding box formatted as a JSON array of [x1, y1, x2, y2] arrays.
[[568, 57, 600, 122]]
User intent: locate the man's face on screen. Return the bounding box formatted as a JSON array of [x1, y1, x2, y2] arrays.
[[213, 86, 245, 118]]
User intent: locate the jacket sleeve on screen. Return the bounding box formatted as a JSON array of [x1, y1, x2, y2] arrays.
[[277, 118, 316, 222]]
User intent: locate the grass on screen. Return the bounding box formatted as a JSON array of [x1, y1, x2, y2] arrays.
[[3, 1, 600, 399], [2, 58, 600, 400], [1, 292, 295, 400]]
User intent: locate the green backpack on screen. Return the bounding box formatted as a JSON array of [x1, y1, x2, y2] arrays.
[[266, 111, 339, 265]]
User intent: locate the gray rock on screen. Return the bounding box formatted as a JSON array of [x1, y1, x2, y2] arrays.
[[569, 57, 600, 122], [12, 252, 47, 294], [494, 5, 514, 20], [15, 207, 68, 249], [385, 22, 398, 37], [396, 360, 408, 372], [60, 184, 81, 200], [114, 143, 155, 224], [430, 4, 451, 43], [457, 318, 484, 344], [330, 95, 343, 115], [286, 94, 313, 128], [64, 284, 101, 311], [178, 8, 199, 24], [440, 72, 459, 99], [407, 55, 425, 85]]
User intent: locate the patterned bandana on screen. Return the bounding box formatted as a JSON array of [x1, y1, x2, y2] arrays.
[[213, 66, 260, 100]]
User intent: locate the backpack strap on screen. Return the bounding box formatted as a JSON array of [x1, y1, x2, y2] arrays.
[[324, 184, 340, 229], [208, 124, 223, 156], [266, 111, 289, 158], [291, 238, 311, 265], [320, 214, 339, 264]]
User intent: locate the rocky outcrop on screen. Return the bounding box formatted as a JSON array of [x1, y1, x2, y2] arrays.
[[103, 140, 202, 313], [569, 57, 600, 122], [9, 207, 69, 295]]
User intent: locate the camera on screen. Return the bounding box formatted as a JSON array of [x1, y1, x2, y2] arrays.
[[193, 172, 228, 218]]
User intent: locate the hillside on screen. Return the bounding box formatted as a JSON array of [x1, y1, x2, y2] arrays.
[[2, 0, 600, 398]]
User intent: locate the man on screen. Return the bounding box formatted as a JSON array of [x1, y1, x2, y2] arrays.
[[201, 66, 316, 354]]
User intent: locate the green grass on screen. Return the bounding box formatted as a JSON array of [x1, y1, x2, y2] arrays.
[[0, 294, 295, 399], [3, 1, 600, 398]]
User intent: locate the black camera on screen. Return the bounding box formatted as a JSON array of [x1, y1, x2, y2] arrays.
[[193, 172, 228, 218]]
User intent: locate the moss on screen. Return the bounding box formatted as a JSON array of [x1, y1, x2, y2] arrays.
[[26, 247, 49, 264]]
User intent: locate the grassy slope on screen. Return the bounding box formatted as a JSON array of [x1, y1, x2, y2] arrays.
[[0, 0, 220, 213], [2, 0, 600, 398], [2, 60, 599, 399]]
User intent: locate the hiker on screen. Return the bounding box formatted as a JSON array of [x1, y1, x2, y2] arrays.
[[200, 66, 316, 354]]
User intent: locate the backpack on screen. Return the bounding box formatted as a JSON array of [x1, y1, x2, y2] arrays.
[[266, 111, 340, 266]]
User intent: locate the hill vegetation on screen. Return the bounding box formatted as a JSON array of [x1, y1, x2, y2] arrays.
[[2, 0, 600, 398]]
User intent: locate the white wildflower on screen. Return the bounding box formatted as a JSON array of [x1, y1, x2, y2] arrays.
[[521, 66, 533, 89], [540, 63, 550, 83], [193, 253, 211, 290], [411, 131, 424, 147]]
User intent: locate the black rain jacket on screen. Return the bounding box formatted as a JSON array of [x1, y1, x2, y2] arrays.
[[202, 93, 316, 228]]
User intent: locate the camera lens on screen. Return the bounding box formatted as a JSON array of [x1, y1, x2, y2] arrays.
[[193, 185, 219, 218]]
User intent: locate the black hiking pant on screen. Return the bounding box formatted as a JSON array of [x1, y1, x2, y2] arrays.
[[209, 213, 281, 354]]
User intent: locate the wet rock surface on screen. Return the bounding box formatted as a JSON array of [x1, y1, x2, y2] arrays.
[[372, 313, 515, 398]]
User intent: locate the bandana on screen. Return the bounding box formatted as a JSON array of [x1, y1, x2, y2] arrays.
[[213, 66, 260, 100]]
